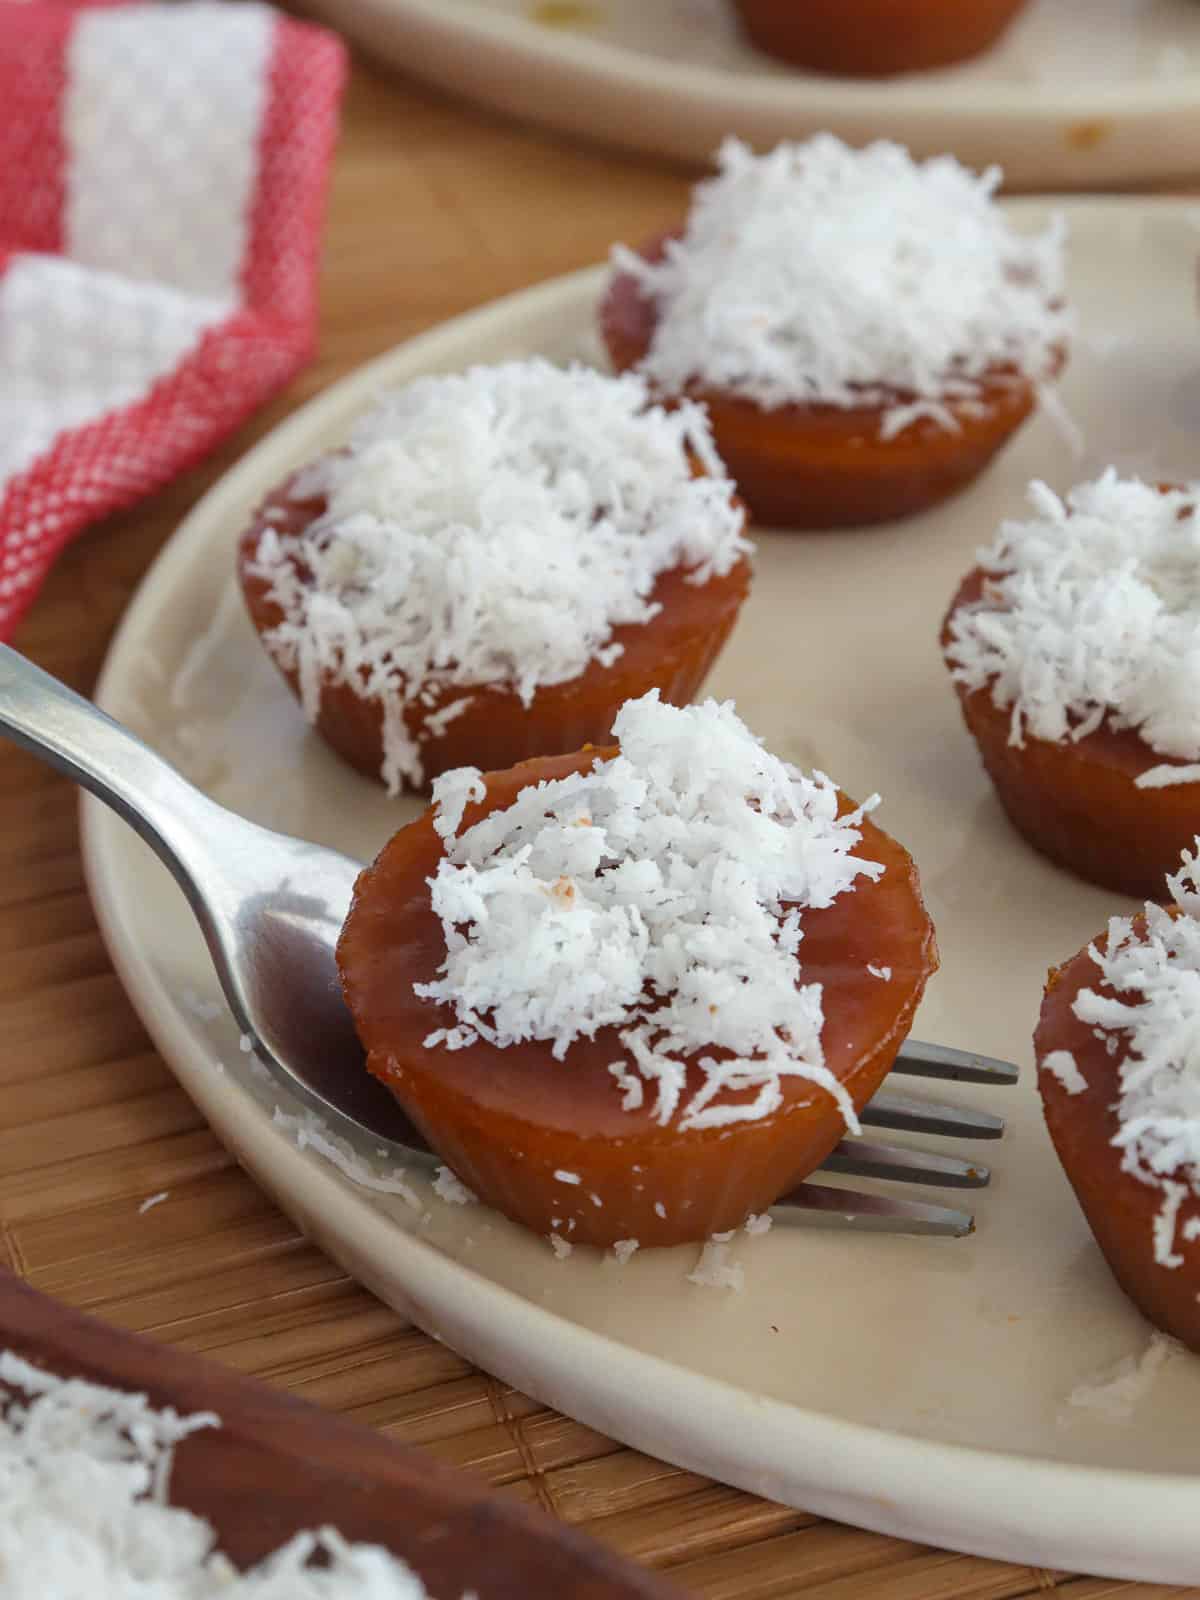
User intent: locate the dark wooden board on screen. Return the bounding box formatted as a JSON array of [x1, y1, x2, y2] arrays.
[[0, 1269, 680, 1599]]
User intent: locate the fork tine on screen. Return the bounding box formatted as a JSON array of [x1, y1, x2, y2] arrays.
[[820, 1138, 990, 1188], [893, 1039, 1020, 1085], [772, 1181, 974, 1237], [861, 1089, 1006, 1139]]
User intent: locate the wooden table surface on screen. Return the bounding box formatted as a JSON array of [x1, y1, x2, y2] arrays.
[[4, 52, 1195, 1600]]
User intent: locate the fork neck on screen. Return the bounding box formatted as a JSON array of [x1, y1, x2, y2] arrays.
[[0, 643, 223, 884]]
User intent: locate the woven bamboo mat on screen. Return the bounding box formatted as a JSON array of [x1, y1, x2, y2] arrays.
[[4, 57, 1197, 1600]]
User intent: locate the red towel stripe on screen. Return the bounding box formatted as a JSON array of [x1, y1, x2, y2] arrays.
[[0, 6, 345, 642], [240, 17, 346, 329], [0, 9, 72, 256]]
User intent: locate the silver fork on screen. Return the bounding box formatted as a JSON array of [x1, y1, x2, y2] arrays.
[[779, 1041, 1016, 1237], [0, 645, 1015, 1240]]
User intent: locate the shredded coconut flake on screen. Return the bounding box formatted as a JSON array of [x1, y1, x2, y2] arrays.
[[182, 988, 223, 1024], [1153, 1180, 1189, 1270], [416, 692, 883, 1132], [612, 1239, 640, 1264], [744, 1212, 773, 1236], [1067, 841, 1200, 1267], [247, 360, 747, 792], [272, 1108, 421, 1211], [432, 767, 485, 841], [138, 1191, 169, 1214], [1061, 1331, 1180, 1424], [945, 473, 1200, 770], [608, 1060, 645, 1110], [432, 1166, 476, 1206], [1040, 1049, 1088, 1097], [687, 1239, 744, 1292], [0, 1352, 436, 1597], [866, 964, 892, 982], [1137, 762, 1200, 790], [612, 135, 1067, 429], [553, 1169, 581, 1185], [424, 697, 474, 738], [549, 1234, 573, 1259]]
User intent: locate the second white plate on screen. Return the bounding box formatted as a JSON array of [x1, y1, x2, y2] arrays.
[[299, 0, 1200, 187], [84, 199, 1200, 1582]]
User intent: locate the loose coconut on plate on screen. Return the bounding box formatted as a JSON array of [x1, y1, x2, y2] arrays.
[[942, 472, 1200, 900], [1036, 843, 1200, 1351], [731, 0, 1030, 79], [600, 136, 1069, 530], [336, 691, 938, 1251], [238, 360, 752, 793]]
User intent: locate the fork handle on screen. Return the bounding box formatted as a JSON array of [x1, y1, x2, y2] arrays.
[[0, 643, 218, 874]]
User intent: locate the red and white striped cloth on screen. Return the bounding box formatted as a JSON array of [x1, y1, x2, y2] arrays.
[[0, 1, 345, 639]]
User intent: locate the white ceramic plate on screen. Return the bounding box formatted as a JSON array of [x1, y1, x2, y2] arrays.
[[298, 0, 1200, 188], [84, 199, 1200, 1583]]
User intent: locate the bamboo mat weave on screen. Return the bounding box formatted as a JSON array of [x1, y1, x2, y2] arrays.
[[4, 58, 1196, 1600]]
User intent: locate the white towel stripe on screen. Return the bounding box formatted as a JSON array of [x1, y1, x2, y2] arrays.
[[64, 2, 273, 297]]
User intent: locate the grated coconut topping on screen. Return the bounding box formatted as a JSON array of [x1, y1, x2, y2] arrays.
[[1048, 842, 1200, 1268], [0, 1351, 438, 1597], [612, 135, 1068, 432], [945, 472, 1200, 781], [1041, 1050, 1088, 1096], [419, 691, 883, 1132], [246, 359, 747, 792]]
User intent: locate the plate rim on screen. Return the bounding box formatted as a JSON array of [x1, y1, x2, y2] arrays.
[[82, 194, 1200, 1584], [294, 0, 1200, 186], [320, 0, 1200, 112]]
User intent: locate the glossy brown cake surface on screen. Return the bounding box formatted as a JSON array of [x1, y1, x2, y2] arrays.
[[944, 567, 1200, 900], [732, 0, 1030, 77], [337, 747, 938, 1249], [601, 238, 1040, 530], [238, 469, 751, 791], [1036, 919, 1200, 1350]]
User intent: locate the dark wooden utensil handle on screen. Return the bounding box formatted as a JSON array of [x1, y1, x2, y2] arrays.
[[0, 1270, 679, 1598]]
